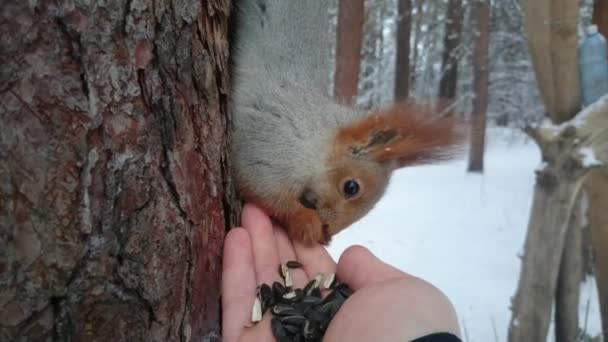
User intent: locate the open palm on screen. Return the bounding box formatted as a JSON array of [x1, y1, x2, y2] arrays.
[[222, 204, 460, 342]]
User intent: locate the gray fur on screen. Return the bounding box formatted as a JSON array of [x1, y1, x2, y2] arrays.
[[231, 0, 365, 210]]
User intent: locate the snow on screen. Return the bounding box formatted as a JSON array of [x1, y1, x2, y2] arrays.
[[580, 147, 602, 167], [327, 127, 603, 341]]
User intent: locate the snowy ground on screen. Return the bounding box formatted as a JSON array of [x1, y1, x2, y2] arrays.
[[327, 127, 603, 342]]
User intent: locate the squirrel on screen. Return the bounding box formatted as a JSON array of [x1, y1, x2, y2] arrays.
[[230, 0, 463, 246]]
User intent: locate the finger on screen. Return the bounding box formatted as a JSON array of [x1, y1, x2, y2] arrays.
[[336, 245, 407, 291], [222, 228, 256, 342], [273, 225, 308, 288], [242, 204, 282, 285], [293, 240, 337, 279]]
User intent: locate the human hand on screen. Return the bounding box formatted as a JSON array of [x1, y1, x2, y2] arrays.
[[222, 204, 460, 342]]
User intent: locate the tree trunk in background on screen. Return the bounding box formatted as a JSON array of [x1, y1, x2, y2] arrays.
[[509, 94, 608, 341], [585, 169, 608, 340], [334, 0, 364, 105], [522, 0, 581, 123], [507, 128, 585, 342], [0, 1, 237, 341], [410, 0, 424, 91], [438, 0, 464, 106], [554, 197, 584, 342], [467, 0, 490, 173], [594, 0, 608, 38], [394, 0, 412, 101]]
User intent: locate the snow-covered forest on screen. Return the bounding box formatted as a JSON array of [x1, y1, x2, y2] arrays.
[[327, 0, 607, 341]]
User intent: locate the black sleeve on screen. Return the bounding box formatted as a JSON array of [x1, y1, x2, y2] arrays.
[[411, 333, 462, 342]]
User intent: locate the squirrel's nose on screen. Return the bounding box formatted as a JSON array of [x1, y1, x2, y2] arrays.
[[298, 188, 318, 210]]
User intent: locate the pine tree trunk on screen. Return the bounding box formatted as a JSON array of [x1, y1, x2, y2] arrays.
[[0, 1, 236, 341], [334, 0, 364, 105], [594, 0, 608, 38], [394, 0, 412, 101], [409, 0, 424, 91], [438, 0, 464, 103], [467, 0, 490, 173]]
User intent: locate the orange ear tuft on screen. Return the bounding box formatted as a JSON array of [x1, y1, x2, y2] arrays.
[[336, 102, 465, 167]]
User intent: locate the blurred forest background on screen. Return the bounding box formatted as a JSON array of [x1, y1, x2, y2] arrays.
[[330, 0, 594, 124], [325, 0, 608, 341]]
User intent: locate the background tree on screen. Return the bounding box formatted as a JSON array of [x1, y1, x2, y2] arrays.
[[594, 0, 608, 36], [335, 0, 365, 104], [508, 0, 608, 341], [438, 0, 465, 108], [0, 1, 236, 340], [394, 0, 412, 101], [468, 0, 491, 172]]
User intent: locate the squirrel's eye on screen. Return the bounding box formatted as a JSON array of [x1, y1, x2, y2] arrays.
[[343, 179, 360, 199]]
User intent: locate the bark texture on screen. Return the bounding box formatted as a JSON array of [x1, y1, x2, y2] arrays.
[[522, 0, 580, 123], [438, 0, 464, 103], [467, 0, 490, 173], [394, 0, 411, 101], [509, 97, 608, 342], [0, 0, 236, 341], [508, 127, 584, 342], [334, 0, 364, 105]]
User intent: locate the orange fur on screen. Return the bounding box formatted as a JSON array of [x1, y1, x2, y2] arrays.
[[237, 102, 464, 247], [336, 102, 464, 167]]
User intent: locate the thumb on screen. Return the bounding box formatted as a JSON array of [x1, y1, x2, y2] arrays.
[[336, 245, 411, 291]]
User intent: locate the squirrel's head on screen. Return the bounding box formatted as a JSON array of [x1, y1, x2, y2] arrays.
[[298, 103, 464, 241]]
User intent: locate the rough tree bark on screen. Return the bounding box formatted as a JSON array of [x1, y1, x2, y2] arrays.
[[394, 0, 412, 101], [508, 1, 585, 340], [509, 97, 608, 342], [467, 0, 490, 173], [438, 0, 464, 105], [593, 0, 608, 38], [508, 127, 588, 342], [0, 0, 236, 341], [334, 0, 364, 105]]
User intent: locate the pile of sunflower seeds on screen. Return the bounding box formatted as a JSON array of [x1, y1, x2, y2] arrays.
[[249, 260, 353, 342]]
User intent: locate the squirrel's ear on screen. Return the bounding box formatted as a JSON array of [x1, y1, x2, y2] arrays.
[[336, 103, 464, 167]]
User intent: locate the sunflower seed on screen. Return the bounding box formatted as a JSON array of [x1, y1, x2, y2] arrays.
[[283, 291, 297, 300], [336, 283, 354, 297], [251, 297, 262, 323], [323, 273, 337, 289], [303, 319, 321, 340], [272, 303, 293, 314], [284, 268, 294, 287], [278, 263, 289, 278], [303, 305, 328, 323], [286, 260, 303, 268], [271, 316, 291, 342], [272, 281, 286, 294], [300, 296, 322, 305], [309, 287, 322, 298], [283, 323, 300, 334], [303, 273, 323, 296], [281, 315, 306, 326]]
